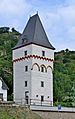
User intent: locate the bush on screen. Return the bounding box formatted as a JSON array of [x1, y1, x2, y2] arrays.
[[0, 27, 10, 34]]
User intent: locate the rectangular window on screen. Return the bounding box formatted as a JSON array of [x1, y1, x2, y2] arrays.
[[25, 91, 29, 104], [41, 96, 44, 102], [41, 81, 44, 87], [0, 94, 3, 101], [24, 51, 27, 56], [41, 67, 44, 72], [42, 51, 45, 56], [25, 81, 27, 87], [36, 95, 38, 97], [25, 66, 28, 72]]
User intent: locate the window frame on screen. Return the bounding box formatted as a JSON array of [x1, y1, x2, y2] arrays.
[[41, 66, 44, 72], [25, 81, 27, 87], [24, 50, 27, 56], [41, 96, 44, 102], [42, 51, 45, 57], [25, 66, 28, 72], [41, 81, 44, 87]]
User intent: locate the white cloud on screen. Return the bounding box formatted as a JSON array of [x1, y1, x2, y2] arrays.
[[67, 26, 75, 40], [0, 0, 33, 32], [58, 5, 75, 28], [65, 0, 75, 5], [40, 4, 75, 50], [0, 0, 31, 15], [0, 0, 75, 50]]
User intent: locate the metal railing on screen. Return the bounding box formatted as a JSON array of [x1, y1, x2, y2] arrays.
[[0, 98, 53, 107], [30, 99, 53, 106], [13, 98, 53, 106]]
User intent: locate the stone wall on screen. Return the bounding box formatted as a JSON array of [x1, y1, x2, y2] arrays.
[[33, 111, 75, 119]]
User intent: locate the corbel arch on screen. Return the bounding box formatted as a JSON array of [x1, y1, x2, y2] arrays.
[[40, 64, 47, 72], [32, 63, 40, 71], [47, 65, 53, 72]]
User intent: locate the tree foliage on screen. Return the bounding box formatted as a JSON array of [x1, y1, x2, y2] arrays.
[[54, 50, 75, 107], [0, 27, 10, 34], [0, 27, 75, 107], [0, 27, 20, 100]]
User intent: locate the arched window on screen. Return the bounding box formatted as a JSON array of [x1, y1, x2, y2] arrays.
[[47, 65, 53, 72], [32, 63, 40, 71], [40, 64, 47, 72], [41, 66, 44, 72]]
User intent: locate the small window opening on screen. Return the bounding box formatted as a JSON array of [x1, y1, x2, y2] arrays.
[[42, 51, 45, 56], [25, 66, 28, 72]]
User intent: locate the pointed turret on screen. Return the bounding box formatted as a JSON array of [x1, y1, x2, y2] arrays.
[[13, 14, 55, 50]]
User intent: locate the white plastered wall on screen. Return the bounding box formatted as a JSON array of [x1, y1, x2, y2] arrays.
[[0, 80, 7, 101], [13, 44, 54, 105]]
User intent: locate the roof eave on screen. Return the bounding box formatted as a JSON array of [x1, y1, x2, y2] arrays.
[[12, 42, 55, 50]]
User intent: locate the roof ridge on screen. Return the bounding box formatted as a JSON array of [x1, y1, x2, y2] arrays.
[[0, 77, 8, 90], [33, 14, 38, 42]]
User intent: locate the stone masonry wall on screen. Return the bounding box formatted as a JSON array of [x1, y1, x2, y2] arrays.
[[33, 111, 75, 119]]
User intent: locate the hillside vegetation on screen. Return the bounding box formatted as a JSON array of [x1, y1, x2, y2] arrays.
[[54, 49, 75, 107], [0, 27, 75, 107], [0, 27, 20, 100], [0, 106, 42, 119]]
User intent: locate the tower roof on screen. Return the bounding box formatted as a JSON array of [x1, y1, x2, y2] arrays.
[[0, 77, 8, 90], [13, 14, 55, 50]]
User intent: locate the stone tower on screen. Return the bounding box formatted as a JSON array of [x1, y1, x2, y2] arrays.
[[13, 14, 55, 106]]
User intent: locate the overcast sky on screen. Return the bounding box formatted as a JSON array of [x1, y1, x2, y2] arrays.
[[0, 0, 75, 51]]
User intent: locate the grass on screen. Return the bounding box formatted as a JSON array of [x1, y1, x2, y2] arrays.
[[0, 106, 42, 119]]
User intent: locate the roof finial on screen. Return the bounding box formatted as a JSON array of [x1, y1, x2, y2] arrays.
[[29, 14, 31, 18], [37, 11, 38, 14]]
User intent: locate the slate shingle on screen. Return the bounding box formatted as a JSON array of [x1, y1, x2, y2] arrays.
[[13, 14, 55, 50], [0, 77, 8, 90]]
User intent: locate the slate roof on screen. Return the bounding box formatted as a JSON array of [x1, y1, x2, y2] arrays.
[[0, 77, 8, 90], [13, 14, 55, 50]]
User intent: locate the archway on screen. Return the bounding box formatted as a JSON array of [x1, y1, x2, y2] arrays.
[[32, 63, 40, 71]]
